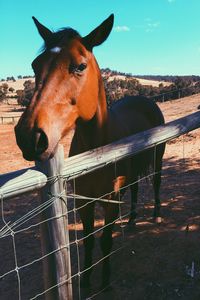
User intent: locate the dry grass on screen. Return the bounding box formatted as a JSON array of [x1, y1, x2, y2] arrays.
[[105, 74, 172, 87]]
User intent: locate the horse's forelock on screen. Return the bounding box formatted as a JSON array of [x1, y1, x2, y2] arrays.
[[41, 28, 81, 52]]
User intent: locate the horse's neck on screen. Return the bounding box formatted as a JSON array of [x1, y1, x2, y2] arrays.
[[70, 76, 109, 156]]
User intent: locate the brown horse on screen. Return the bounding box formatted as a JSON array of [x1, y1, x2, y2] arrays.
[[15, 14, 165, 288]]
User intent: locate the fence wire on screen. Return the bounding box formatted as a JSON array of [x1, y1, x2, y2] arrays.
[[0, 131, 200, 300]]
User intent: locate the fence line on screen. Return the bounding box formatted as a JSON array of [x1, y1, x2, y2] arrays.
[[149, 84, 198, 102], [0, 115, 21, 124], [1, 170, 159, 299]]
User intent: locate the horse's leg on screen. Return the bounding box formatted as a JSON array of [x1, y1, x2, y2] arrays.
[[78, 202, 95, 288], [153, 166, 162, 223], [128, 178, 138, 225], [153, 145, 165, 223], [100, 175, 125, 288], [100, 203, 119, 288]]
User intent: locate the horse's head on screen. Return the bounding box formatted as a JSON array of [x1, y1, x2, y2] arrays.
[[15, 14, 114, 161]]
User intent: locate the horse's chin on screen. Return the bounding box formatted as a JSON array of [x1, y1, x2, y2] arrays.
[[22, 146, 58, 162], [22, 153, 36, 162], [22, 151, 50, 162]]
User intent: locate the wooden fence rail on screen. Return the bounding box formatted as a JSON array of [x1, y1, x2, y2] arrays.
[[1, 110, 200, 199]]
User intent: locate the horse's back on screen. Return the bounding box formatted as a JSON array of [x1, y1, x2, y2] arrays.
[[108, 96, 164, 141]]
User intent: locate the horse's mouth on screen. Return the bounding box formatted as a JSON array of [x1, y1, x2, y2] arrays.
[[22, 151, 50, 162], [22, 145, 58, 162]]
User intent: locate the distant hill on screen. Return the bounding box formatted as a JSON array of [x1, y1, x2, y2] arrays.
[[103, 74, 172, 87], [101, 70, 172, 87], [133, 74, 200, 83], [2, 70, 200, 107], [101, 69, 200, 84]]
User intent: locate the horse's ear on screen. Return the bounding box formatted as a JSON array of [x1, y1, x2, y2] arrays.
[[83, 14, 114, 51], [32, 17, 52, 41]]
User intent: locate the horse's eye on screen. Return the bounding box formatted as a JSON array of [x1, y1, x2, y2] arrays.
[[77, 63, 87, 72], [70, 63, 87, 74]]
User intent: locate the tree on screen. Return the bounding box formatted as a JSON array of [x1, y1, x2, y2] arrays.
[[2, 83, 8, 93], [16, 90, 24, 105], [0, 84, 8, 102], [9, 87, 15, 93], [17, 80, 35, 106]]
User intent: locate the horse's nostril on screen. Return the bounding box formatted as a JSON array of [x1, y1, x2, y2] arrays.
[[34, 129, 49, 155]]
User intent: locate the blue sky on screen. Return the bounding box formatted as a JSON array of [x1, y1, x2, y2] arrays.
[[1, 0, 200, 78]]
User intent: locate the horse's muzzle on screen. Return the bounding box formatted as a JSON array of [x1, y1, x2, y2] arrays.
[[15, 124, 52, 161]]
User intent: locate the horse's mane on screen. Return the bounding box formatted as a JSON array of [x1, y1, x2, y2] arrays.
[[42, 28, 81, 51]]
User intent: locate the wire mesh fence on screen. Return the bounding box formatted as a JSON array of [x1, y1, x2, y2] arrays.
[[0, 156, 162, 299]]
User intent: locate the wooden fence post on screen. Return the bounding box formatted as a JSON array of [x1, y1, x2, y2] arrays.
[[36, 145, 73, 300]]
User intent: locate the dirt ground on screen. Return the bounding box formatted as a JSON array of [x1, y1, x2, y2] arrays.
[[0, 94, 200, 300]]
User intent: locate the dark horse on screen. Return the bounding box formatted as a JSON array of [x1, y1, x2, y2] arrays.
[[15, 14, 165, 288]]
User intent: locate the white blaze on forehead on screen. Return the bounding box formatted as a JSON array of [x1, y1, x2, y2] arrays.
[[50, 46, 62, 53]]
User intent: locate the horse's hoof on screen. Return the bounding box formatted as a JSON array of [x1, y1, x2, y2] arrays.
[[154, 216, 162, 224]]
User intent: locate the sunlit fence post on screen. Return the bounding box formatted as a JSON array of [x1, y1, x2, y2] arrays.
[[36, 145, 73, 300]]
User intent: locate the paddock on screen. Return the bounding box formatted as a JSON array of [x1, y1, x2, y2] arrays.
[[0, 93, 200, 299]]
